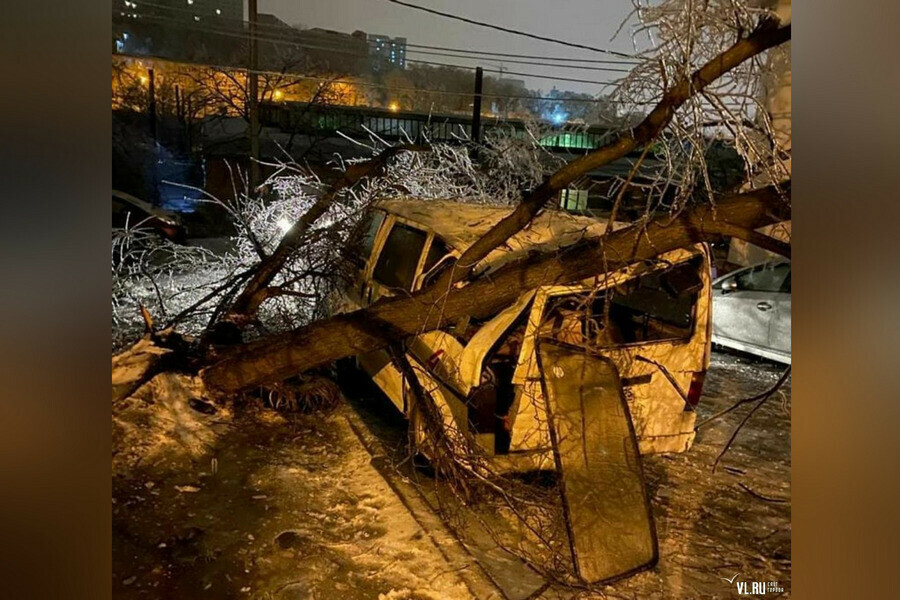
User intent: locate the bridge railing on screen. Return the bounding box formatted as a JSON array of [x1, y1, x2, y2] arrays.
[[258, 102, 614, 151]]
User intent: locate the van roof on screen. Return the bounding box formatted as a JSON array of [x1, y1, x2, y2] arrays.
[[374, 198, 617, 272]]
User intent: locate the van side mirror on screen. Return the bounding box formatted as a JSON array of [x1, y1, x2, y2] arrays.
[[721, 279, 737, 294]]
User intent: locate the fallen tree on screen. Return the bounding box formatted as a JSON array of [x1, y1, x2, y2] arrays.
[[202, 15, 791, 392], [202, 181, 790, 392], [212, 17, 790, 339], [115, 9, 792, 395], [114, 4, 792, 587]]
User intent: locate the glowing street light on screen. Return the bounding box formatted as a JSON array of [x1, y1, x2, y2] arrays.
[[388, 101, 400, 112]]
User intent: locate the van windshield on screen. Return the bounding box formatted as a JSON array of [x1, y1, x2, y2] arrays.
[[538, 255, 704, 348]]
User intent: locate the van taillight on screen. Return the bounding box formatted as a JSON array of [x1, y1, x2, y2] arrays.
[[687, 371, 706, 409]]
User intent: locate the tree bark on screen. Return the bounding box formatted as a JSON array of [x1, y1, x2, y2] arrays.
[[441, 20, 791, 286], [203, 182, 790, 393]]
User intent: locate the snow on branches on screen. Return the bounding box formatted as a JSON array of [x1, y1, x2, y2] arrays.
[[111, 124, 565, 349]]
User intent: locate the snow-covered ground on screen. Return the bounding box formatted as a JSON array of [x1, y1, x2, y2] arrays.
[[113, 392, 478, 599], [112, 349, 790, 599]]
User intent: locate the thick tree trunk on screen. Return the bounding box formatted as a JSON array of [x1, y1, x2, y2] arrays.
[[203, 183, 789, 392]]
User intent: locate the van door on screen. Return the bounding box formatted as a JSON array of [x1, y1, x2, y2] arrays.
[[514, 246, 712, 455], [536, 341, 657, 583], [355, 218, 456, 416]]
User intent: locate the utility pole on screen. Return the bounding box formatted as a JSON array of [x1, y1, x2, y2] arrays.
[[174, 84, 182, 123], [248, 0, 260, 191], [147, 66, 159, 206], [147, 67, 157, 140], [471, 66, 483, 146]]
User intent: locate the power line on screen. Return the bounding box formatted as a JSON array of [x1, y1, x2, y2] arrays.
[[381, 0, 635, 58], [114, 10, 632, 74], [114, 12, 626, 86], [116, 2, 638, 65], [404, 58, 617, 86], [403, 42, 638, 65], [384, 48, 632, 73], [114, 52, 651, 105]]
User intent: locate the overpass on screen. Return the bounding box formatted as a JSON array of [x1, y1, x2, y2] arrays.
[[258, 101, 618, 153]]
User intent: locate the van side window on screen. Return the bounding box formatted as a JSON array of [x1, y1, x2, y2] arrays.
[[608, 258, 701, 343], [358, 210, 385, 266], [373, 222, 427, 290], [540, 256, 704, 347]]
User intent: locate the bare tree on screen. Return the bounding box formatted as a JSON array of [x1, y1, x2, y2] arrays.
[[202, 181, 788, 391]]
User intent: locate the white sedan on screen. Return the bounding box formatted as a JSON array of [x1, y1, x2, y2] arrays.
[[711, 260, 791, 364]]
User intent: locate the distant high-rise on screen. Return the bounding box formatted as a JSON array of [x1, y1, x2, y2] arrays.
[[114, 0, 242, 24], [113, 0, 245, 60], [368, 35, 407, 71]]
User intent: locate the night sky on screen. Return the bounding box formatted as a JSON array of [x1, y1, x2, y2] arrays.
[[257, 0, 645, 94]]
